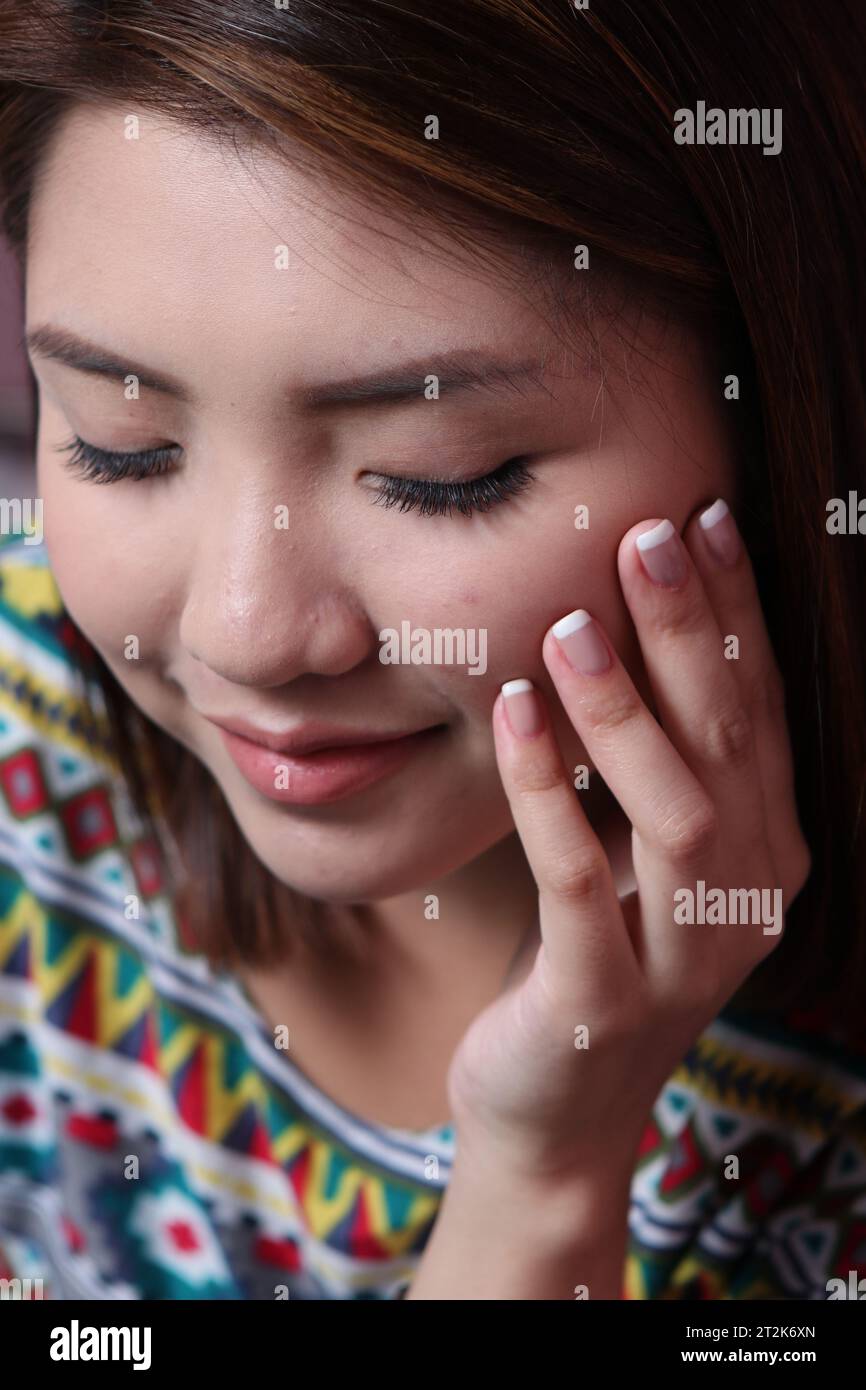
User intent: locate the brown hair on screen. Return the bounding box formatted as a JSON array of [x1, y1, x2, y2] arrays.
[[0, 2, 863, 1024]]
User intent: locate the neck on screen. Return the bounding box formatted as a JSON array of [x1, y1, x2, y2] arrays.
[[347, 830, 539, 979]]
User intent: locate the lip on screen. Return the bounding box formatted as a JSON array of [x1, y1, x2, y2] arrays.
[[206, 716, 446, 805], [204, 714, 438, 757]]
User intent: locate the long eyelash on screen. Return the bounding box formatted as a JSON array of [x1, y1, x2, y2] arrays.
[[55, 435, 178, 484], [370, 456, 536, 518], [54, 437, 536, 517]]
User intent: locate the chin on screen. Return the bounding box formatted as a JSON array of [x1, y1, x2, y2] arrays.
[[243, 839, 433, 904], [210, 760, 511, 901], [228, 805, 494, 904]]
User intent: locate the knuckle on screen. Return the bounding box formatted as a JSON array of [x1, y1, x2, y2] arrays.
[[653, 589, 707, 640], [656, 798, 719, 866], [545, 846, 611, 904], [587, 687, 644, 740], [512, 755, 566, 797], [702, 702, 754, 771]]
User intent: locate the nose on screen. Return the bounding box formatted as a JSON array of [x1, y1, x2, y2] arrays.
[[178, 488, 375, 686]]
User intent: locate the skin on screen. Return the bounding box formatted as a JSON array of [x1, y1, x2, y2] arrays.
[[24, 101, 809, 1161], [409, 511, 812, 1295]]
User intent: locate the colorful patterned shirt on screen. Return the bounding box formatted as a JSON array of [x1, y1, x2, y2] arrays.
[[0, 534, 865, 1300]]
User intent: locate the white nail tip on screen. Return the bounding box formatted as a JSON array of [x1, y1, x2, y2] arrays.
[[551, 608, 592, 639], [699, 498, 730, 530], [636, 518, 675, 551], [501, 678, 533, 697]]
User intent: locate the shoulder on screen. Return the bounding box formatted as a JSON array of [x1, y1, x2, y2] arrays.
[[0, 535, 175, 950], [0, 533, 116, 761], [0, 534, 79, 658], [0, 530, 108, 695]]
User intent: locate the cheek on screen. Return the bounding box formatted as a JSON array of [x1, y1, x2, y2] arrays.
[[383, 511, 653, 761], [39, 472, 110, 645], [39, 457, 178, 670], [385, 517, 646, 722], [403, 519, 639, 669]]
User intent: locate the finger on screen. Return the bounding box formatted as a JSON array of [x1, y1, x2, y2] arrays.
[[685, 497, 811, 898], [541, 608, 721, 985], [493, 679, 637, 999], [615, 516, 767, 857]]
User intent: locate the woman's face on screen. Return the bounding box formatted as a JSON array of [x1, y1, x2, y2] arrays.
[[26, 102, 736, 903]]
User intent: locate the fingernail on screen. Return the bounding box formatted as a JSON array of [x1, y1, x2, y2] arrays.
[[551, 609, 611, 675], [699, 497, 742, 567], [501, 678, 546, 737], [635, 518, 688, 588]]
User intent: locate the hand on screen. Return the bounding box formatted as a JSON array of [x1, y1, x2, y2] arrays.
[[445, 501, 812, 1187]]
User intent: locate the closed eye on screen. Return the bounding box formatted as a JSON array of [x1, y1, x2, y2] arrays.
[[368, 456, 536, 517], [55, 434, 178, 483], [55, 434, 537, 518]]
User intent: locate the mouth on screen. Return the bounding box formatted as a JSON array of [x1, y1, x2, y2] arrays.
[[213, 722, 448, 805]]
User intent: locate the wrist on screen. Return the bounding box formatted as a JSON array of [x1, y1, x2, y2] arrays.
[[450, 1125, 639, 1219], [404, 1151, 633, 1300], [456, 1148, 631, 1245]]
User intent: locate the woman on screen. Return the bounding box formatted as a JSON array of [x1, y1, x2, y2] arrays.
[[0, 1, 863, 1300]]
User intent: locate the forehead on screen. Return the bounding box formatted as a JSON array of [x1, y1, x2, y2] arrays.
[[26, 101, 561, 363]]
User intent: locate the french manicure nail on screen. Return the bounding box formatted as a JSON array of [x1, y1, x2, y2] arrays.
[[699, 497, 742, 567], [551, 609, 611, 675], [635, 518, 688, 587], [501, 678, 545, 737]]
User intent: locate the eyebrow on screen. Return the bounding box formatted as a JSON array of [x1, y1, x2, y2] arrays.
[[23, 324, 556, 411], [25, 325, 191, 400]]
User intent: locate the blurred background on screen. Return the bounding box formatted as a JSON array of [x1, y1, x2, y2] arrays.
[[0, 234, 37, 495]]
